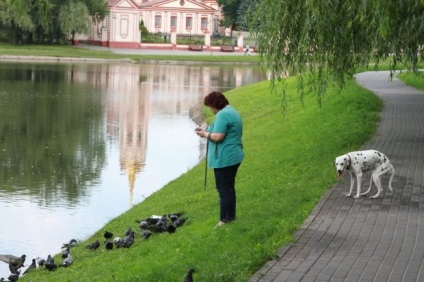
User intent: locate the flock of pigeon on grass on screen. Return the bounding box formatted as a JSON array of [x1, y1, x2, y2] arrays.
[[0, 212, 196, 282]]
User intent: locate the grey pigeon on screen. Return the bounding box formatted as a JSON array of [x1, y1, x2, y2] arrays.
[[168, 212, 185, 222], [183, 268, 195, 282], [113, 237, 122, 246], [140, 230, 152, 239], [61, 246, 70, 258], [46, 255, 54, 265], [85, 240, 100, 250], [62, 239, 77, 249], [58, 253, 73, 268], [36, 257, 45, 267], [116, 230, 135, 248], [0, 255, 26, 270]]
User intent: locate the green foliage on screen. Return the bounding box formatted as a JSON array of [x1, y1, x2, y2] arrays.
[[20, 75, 382, 282], [59, 0, 90, 41], [139, 20, 149, 37], [0, 0, 107, 44], [217, 0, 242, 29], [251, 0, 424, 101], [397, 71, 424, 90]]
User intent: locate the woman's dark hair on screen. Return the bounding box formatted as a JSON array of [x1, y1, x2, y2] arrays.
[[204, 91, 229, 110]]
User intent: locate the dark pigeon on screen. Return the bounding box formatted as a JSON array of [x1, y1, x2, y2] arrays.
[[61, 246, 70, 258], [23, 258, 36, 275], [45, 255, 57, 272], [85, 240, 100, 250], [45, 262, 57, 272], [7, 272, 19, 282], [104, 230, 113, 240], [183, 268, 195, 282], [104, 240, 113, 251]]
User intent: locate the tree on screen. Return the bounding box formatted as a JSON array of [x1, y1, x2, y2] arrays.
[[217, 0, 242, 31], [250, 0, 424, 104], [0, 0, 35, 43], [59, 0, 90, 44]]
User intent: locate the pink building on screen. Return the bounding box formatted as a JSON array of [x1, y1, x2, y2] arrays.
[[86, 0, 227, 50]]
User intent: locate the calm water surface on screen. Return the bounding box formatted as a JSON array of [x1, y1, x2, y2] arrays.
[[0, 61, 266, 277]]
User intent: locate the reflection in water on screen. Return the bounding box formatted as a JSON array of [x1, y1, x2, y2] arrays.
[[0, 61, 266, 278]]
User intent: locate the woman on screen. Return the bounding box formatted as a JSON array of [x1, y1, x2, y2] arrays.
[[195, 91, 244, 227]]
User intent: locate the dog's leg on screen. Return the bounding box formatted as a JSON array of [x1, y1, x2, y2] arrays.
[[388, 165, 395, 192], [354, 172, 363, 199], [369, 170, 383, 199], [360, 177, 373, 196], [346, 171, 354, 197], [370, 164, 395, 198]]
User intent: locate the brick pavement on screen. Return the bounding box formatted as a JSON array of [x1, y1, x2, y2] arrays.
[[249, 71, 424, 282]]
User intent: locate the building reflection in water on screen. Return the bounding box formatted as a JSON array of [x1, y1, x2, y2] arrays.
[[77, 62, 264, 206]]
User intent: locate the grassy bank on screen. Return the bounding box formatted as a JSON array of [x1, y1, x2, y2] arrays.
[[0, 43, 259, 64], [20, 75, 382, 281]]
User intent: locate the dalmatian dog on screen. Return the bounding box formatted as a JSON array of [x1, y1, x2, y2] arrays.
[[334, 150, 395, 199]]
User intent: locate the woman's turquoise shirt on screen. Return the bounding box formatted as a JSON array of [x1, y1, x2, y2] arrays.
[[207, 106, 244, 168]]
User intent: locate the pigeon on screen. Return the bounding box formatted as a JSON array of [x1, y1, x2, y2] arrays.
[[62, 239, 78, 249], [140, 230, 151, 239], [4, 255, 26, 274], [46, 255, 54, 265], [61, 246, 70, 258], [85, 240, 100, 250], [172, 217, 188, 228], [45, 261, 57, 272], [7, 272, 20, 282], [183, 268, 195, 282], [23, 258, 36, 275], [113, 237, 122, 245], [36, 257, 45, 268], [104, 230, 113, 240], [138, 220, 149, 229], [0, 254, 26, 269], [58, 253, 73, 268], [45, 255, 57, 272], [104, 240, 113, 251], [168, 212, 185, 222], [116, 230, 135, 248], [167, 224, 176, 234], [124, 227, 132, 237]]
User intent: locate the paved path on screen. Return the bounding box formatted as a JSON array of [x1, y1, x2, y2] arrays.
[[250, 71, 424, 282]]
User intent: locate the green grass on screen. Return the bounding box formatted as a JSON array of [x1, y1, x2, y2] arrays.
[[397, 71, 424, 90], [20, 75, 383, 281], [0, 43, 259, 63]]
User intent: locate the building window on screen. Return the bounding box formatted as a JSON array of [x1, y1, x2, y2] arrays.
[[186, 17, 192, 30], [155, 15, 162, 28], [213, 18, 218, 32], [171, 16, 177, 30], [201, 17, 208, 30]]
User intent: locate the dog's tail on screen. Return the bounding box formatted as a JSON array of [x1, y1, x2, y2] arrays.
[[388, 165, 395, 191]]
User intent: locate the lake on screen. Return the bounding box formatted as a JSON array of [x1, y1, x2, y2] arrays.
[[0, 61, 266, 278]]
